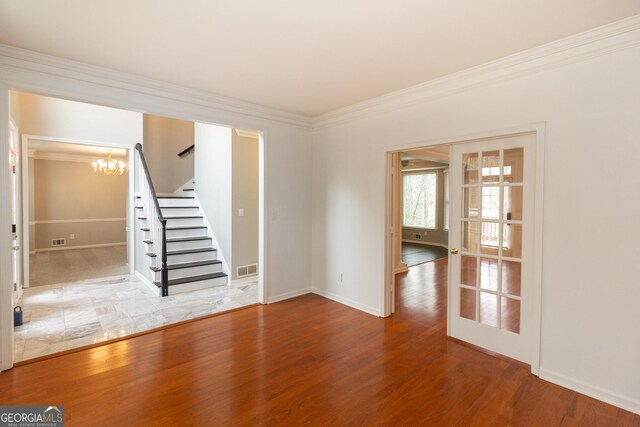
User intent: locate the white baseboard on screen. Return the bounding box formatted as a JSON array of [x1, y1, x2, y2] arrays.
[[312, 288, 381, 317], [135, 271, 160, 296], [539, 368, 640, 415], [402, 239, 448, 249], [35, 242, 126, 253], [267, 288, 311, 304]]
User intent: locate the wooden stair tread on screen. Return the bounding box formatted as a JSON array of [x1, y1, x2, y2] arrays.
[[154, 272, 227, 287], [157, 196, 194, 199], [166, 247, 216, 256], [166, 236, 211, 243], [150, 259, 222, 272]]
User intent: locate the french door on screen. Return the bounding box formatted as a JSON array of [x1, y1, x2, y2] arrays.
[[449, 133, 535, 363]]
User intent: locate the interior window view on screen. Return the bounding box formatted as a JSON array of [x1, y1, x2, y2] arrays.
[[11, 91, 261, 362]]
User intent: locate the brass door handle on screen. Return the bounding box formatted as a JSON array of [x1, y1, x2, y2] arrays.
[[450, 248, 459, 254]]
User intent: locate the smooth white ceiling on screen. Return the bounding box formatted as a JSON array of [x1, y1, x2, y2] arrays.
[[1, 1, 638, 117]]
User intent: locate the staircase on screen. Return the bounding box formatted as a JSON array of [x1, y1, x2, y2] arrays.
[[136, 181, 228, 295]]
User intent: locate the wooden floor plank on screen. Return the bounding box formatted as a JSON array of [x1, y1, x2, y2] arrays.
[[0, 258, 637, 425]]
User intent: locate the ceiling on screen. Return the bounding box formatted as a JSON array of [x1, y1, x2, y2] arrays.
[[1, 1, 638, 117], [29, 140, 127, 160]]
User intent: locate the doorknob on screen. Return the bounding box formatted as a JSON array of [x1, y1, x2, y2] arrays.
[[450, 248, 459, 254], [13, 246, 20, 251]]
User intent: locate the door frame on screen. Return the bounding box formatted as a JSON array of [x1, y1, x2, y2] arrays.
[[1, 86, 272, 371], [383, 122, 545, 375], [20, 134, 136, 289], [9, 119, 22, 304]]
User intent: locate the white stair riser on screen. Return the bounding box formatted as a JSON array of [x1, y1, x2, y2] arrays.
[[166, 228, 208, 239], [161, 207, 200, 216], [165, 217, 203, 227], [158, 198, 196, 207], [167, 250, 217, 264], [154, 263, 222, 281], [167, 239, 211, 251], [169, 275, 227, 295]]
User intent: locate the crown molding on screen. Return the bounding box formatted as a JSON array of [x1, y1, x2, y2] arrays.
[[0, 44, 312, 129], [313, 14, 640, 129], [30, 151, 126, 164], [235, 129, 260, 139]]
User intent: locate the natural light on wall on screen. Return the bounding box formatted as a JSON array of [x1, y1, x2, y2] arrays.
[[403, 172, 437, 228]]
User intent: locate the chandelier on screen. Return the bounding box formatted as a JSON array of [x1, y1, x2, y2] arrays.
[[92, 151, 126, 176]]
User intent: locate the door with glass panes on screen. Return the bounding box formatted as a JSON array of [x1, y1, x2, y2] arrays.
[[449, 133, 535, 363]]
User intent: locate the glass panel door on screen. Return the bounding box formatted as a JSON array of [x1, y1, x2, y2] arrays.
[[449, 134, 535, 363]]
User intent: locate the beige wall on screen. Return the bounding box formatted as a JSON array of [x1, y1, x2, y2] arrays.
[[18, 92, 142, 144], [401, 159, 449, 247], [143, 115, 194, 193], [231, 133, 259, 280], [33, 158, 126, 250]]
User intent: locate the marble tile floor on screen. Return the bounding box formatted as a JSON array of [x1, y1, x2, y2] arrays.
[[14, 275, 258, 362], [29, 246, 130, 287]]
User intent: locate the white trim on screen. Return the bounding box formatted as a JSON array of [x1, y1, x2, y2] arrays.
[[314, 14, 640, 127], [34, 242, 126, 252], [0, 44, 311, 129], [267, 288, 311, 304], [21, 135, 30, 290], [312, 288, 381, 317], [234, 129, 260, 139], [30, 218, 126, 225], [401, 240, 448, 249], [0, 85, 13, 370], [530, 125, 546, 377], [258, 132, 267, 305], [32, 218, 126, 225], [539, 368, 640, 416], [30, 151, 126, 163], [135, 270, 160, 296], [23, 134, 136, 150]]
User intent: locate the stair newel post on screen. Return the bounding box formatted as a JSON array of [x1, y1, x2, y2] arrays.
[[161, 219, 168, 297]]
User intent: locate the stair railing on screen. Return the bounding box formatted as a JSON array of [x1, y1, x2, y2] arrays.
[[134, 143, 168, 296]]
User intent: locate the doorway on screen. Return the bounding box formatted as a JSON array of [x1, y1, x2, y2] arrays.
[[385, 127, 544, 371]]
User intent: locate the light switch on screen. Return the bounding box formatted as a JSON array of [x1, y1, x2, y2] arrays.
[[238, 208, 244, 217]]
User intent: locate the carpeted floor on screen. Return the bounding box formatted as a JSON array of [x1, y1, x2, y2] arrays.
[[401, 242, 448, 266]]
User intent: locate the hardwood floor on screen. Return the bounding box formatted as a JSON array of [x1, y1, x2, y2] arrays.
[[1, 259, 638, 425]]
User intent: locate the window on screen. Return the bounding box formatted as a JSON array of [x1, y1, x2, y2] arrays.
[[443, 170, 449, 230], [480, 186, 509, 248], [403, 172, 437, 228]]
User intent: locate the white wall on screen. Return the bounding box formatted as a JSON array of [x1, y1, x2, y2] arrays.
[[312, 45, 640, 411], [194, 123, 233, 273]]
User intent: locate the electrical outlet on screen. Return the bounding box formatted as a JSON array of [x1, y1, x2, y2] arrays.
[[338, 272, 343, 282], [70, 234, 75, 239]]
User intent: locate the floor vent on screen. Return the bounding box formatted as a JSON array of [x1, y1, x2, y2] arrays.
[[52, 238, 66, 247], [237, 264, 258, 277]]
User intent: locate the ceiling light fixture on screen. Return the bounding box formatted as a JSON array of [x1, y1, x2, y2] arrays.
[[92, 151, 125, 176]]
